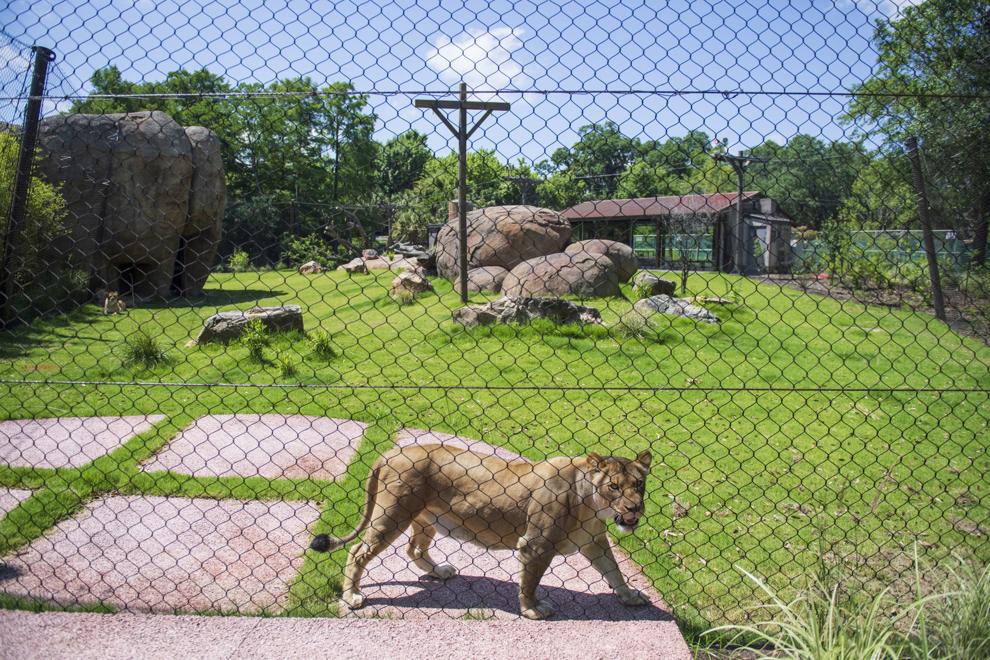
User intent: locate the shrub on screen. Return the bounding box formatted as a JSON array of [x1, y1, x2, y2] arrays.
[[122, 330, 171, 368], [239, 319, 269, 363], [227, 250, 250, 272], [281, 233, 339, 267], [274, 351, 297, 378], [392, 288, 416, 306], [918, 557, 990, 659], [309, 331, 336, 360], [632, 283, 653, 300]]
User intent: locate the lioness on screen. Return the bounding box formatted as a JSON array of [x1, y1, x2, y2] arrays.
[[310, 444, 652, 619]]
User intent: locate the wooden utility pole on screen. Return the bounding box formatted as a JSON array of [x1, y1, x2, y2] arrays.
[[415, 85, 509, 302]]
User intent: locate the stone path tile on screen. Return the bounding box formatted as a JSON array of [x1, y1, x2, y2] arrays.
[[346, 431, 673, 622], [0, 416, 165, 469], [0, 487, 33, 518], [0, 495, 320, 614], [141, 414, 365, 481]]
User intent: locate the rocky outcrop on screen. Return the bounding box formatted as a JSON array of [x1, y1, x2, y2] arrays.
[[453, 266, 509, 294], [632, 272, 676, 297], [501, 252, 621, 298], [298, 260, 324, 274], [452, 296, 603, 328], [435, 206, 571, 281], [564, 239, 638, 283], [37, 111, 225, 299], [632, 295, 719, 324], [339, 258, 369, 275], [194, 305, 304, 344]]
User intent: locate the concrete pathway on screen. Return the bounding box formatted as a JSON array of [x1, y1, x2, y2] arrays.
[[0, 495, 320, 613], [0, 610, 693, 659], [0, 487, 33, 518], [0, 416, 165, 469], [140, 414, 365, 481]]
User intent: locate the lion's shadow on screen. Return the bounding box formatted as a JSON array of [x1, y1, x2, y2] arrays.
[[359, 573, 674, 621]]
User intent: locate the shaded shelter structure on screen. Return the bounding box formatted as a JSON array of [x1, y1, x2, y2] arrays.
[[560, 192, 793, 274]]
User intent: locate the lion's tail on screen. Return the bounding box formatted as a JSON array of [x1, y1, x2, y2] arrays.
[[309, 464, 382, 553]]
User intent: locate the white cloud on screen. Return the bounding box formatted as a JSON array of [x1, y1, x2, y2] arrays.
[[426, 26, 527, 90], [844, 0, 924, 17]]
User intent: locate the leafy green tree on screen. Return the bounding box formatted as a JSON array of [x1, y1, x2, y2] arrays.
[[536, 171, 583, 210], [550, 122, 640, 198], [846, 0, 990, 261], [377, 130, 432, 197], [836, 155, 917, 229], [615, 158, 680, 198]]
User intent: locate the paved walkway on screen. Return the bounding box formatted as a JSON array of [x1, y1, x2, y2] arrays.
[[0, 610, 692, 659], [0, 415, 690, 656]]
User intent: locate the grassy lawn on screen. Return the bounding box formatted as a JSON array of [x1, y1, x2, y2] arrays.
[[0, 269, 988, 634]]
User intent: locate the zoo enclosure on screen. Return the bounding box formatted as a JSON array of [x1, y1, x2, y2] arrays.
[[0, 0, 988, 635]]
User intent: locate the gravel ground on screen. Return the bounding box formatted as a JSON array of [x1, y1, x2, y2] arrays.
[[0, 416, 165, 469]]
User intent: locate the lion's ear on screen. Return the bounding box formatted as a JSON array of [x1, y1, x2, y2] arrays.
[[586, 452, 604, 471], [635, 451, 652, 467]]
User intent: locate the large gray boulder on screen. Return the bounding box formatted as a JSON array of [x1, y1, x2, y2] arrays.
[[435, 206, 571, 281], [633, 272, 676, 297], [36, 111, 225, 299], [501, 252, 621, 298], [564, 239, 638, 283], [194, 305, 304, 344], [452, 296, 602, 328], [453, 266, 509, 294]]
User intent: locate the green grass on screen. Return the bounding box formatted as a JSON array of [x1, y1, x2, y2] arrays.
[[0, 269, 988, 633]]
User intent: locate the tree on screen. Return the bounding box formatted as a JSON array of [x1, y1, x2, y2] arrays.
[[615, 158, 680, 198], [836, 155, 917, 229], [550, 122, 639, 198], [846, 0, 990, 262], [377, 130, 432, 197]]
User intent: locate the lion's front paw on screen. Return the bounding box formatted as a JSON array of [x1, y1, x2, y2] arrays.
[[617, 587, 650, 607], [430, 563, 457, 579], [520, 599, 554, 620], [339, 590, 366, 610]]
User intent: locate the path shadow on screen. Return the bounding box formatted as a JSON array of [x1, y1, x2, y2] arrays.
[[360, 573, 674, 622]]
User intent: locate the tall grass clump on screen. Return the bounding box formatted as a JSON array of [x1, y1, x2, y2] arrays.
[[240, 319, 269, 363], [309, 331, 336, 360], [916, 557, 990, 659], [274, 351, 298, 378], [121, 329, 171, 368]]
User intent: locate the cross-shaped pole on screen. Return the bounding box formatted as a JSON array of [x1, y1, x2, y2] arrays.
[[416, 83, 510, 302]]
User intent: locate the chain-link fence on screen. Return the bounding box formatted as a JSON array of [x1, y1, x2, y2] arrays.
[[0, 0, 988, 642]]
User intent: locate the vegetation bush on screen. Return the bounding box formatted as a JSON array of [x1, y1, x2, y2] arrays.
[[391, 288, 416, 306], [239, 319, 269, 363], [121, 330, 171, 368], [280, 233, 339, 267], [309, 331, 336, 360], [226, 250, 250, 273], [274, 351, 297, 378]]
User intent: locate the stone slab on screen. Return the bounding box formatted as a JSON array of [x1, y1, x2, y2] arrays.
[[141, 414, 366, 481], [395, 428, 522, 461], [0, 610, 692, 659], [0, 487, 33, 518], [0, 416, 166, 469], [0, 495, 320, 614]]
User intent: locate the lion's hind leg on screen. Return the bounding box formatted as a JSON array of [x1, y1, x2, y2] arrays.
[[340, 505, 416, 610], [407, 514, 456, 579]]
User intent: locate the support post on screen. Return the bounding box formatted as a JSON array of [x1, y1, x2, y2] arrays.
[[457, 83, 469, 303], [0, 46, 55, 327], [905, 136, 946, 322], [415, 86, 509, 303]]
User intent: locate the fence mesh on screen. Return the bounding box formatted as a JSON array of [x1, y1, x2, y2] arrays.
[[0, 0, 988, 640]]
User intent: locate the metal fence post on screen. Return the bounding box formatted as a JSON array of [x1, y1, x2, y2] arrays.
[[905, 136, 947, 323], [0, 45, 55, 327]]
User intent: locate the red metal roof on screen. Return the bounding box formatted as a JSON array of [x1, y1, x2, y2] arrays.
[[560, 192, 761, 220]]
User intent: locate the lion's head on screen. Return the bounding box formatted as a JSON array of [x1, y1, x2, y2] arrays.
[[586, 451, 652, 533]]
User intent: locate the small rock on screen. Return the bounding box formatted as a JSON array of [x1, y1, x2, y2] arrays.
[[339, 258, 368, 275], [391, 271, 433, 297], [632, 294, 719, 324], [632, 272, 676, 297], [195, 305, 304, 344], [298, 260, 324, 274], [362, 249, 379, 260], [453, 296, 602, 328], [363, 258, 393, 271]]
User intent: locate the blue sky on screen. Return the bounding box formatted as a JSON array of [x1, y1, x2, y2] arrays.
[[1, 0, 915, 163]]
